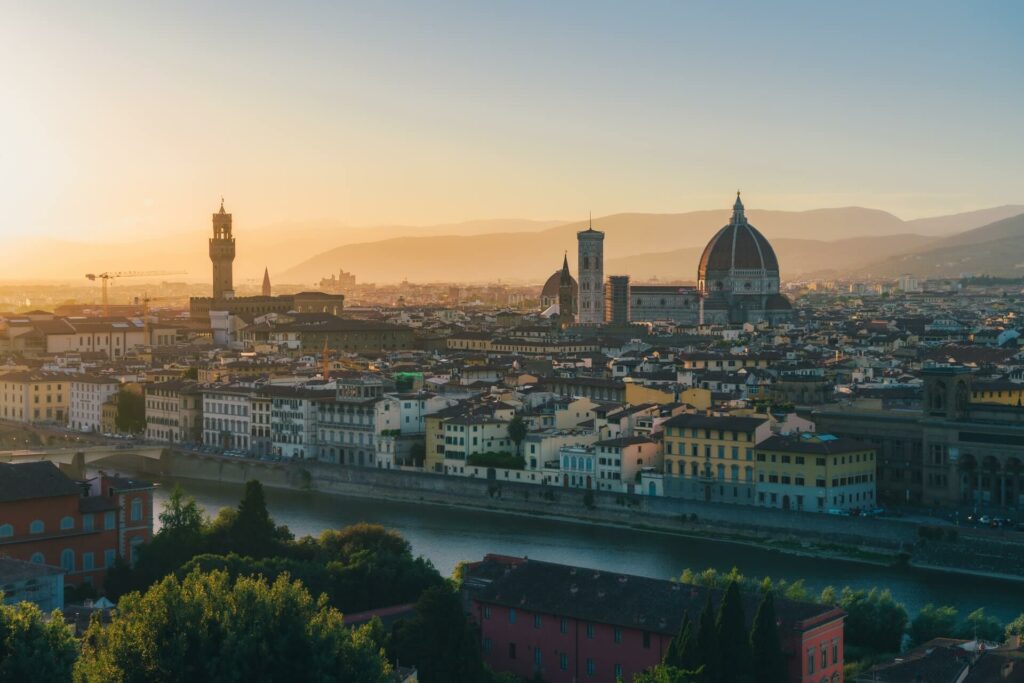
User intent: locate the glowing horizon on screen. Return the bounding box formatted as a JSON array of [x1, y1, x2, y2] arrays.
[[2, 1, 1023, 243]]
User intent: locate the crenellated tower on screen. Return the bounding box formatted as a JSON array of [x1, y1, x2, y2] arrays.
[[209, 198, 235, 300]]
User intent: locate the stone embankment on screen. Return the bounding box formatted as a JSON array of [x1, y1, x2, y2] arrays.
[[100, 449, 1024, 581]]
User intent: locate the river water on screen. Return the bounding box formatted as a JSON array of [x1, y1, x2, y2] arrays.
[[146, 475, 1024, 622]]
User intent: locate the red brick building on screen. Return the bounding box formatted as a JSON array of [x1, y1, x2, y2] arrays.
[[462, 555, 845, 683], [0, 462, 154, 593]]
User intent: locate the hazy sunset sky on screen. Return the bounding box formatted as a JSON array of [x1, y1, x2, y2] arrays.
[[2, 1, 1022, 241]]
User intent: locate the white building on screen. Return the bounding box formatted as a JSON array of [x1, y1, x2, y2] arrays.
[[144, 379, 202, 444], [269, 385, 333, 459], [69, 375, 119, 432], [201, 385, 255, 451]]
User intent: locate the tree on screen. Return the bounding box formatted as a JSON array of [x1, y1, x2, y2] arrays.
[[910, 604, 959, 646], [206, 480, 292, 559], [839, 587, 907, 653], [957, 608, 1004, 642], [633, 665, 701, 683], [74, 569, 392, 683], [0, 601, 78, 683], [183, 367, 199, 380], [749, 591, 786, 683], [695, 594, 719, 683], [507, 415, 527, 456], [391, 585, 488, 683], [114, 387, 146, 434], [1006, 612, 1024, 638], [715, 581, 752, 683], [665, 613, 699, 670]]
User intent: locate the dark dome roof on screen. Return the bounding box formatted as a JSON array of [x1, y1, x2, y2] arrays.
[[698, 195, 780, 278], [541, 270, 577, 299]]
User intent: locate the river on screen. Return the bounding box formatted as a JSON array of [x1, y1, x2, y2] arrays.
[[146, 474, 1024, 623]]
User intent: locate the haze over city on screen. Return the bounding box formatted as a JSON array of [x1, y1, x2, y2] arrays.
[[3, 4, 1024, 683]]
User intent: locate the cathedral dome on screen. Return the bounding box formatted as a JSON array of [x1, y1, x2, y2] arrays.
[[698, 193, 779, 280], [541, 269, 577, 300]]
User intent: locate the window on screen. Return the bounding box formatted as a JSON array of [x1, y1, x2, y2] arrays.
[[534, 648, 542, 667], [586, 623, 595, 639], [614, 627, 622, 643], [60, 516, 74, 530], [832, 639, 839, 665], [82, 514, 94, 532], [104, 549, 116, 568], [483, 638, 492, 654], [642, 631, 651, 649], [807, 648, 815, 674], [560, 618, 568, 634], [534, 614, 542, 629], [60, 548, 75, 572], [30, 552, 44, 564], [131, 498, 143, 522], [82, 552, 95, 571], [586, 658, 596, 675], [483, 606, 492, 619], [821, 644, 828, 668], [615, 664, 623, 679], [508, 608, 516, 624], [0, 524, 12, 538], [560, 653, 569, 671], [508, 643, 516, 660], [104, 511, 116, 530]]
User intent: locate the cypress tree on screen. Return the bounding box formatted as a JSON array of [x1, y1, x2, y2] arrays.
[[665, 612, 694, 668], [716, 580, 753, 683], [695, 594, 720, 683], [750, 590, 787, 683]]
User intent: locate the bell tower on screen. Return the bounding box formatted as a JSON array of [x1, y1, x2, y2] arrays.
[[209, 197, 235, 300]]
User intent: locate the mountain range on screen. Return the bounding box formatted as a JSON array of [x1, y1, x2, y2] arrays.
[[6, 205, 1024, 285]]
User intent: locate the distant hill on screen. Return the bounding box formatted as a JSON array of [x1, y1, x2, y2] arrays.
[[850, 213, 1024, 279], [606, 234, 937, 282], [280, 207, 961, 284], [2, 218, 562, 282]]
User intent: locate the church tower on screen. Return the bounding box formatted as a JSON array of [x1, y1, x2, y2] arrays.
[[209, 198, 235, 301], [577, 217, 605, 324], [262, 267, 272, 297], [557, 253, 576, 329]]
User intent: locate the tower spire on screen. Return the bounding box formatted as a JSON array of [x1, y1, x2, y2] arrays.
[[732, 191, 746, 224], [262, 266, 272, 297], [219, 195, 225, 213]]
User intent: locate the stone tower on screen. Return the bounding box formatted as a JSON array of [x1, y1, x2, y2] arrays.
[[577, 217, 605, 325], [262, 267, 272, 297], [557, 253, 576, 329], [209, 198, 235, 301]]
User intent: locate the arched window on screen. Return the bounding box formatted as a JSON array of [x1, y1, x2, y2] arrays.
[[30, 552, 45, 564], [60, 549, 75, 572], [0, 523, 12, 538], [60, 516, 74, 530], [30, 520, 44, 534]]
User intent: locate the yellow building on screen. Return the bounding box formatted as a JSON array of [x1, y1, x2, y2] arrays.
[[623, 383, 711, 410], [754, 434, 876, 513], [661, 413, 771, 504], [971, 381, 1024, 407], [0, 371, 69, 424]]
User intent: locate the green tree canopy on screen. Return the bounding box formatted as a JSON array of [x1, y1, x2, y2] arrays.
[[957, 608, 1004, 642], [74, 569, 392, 683], [633, 664, 701, 683], [749, 590, 786, 683], [0, 600, 78, 683], [839, 587, 907, 653], [507, 415, 527, 455], [910, 604, 959, 646], [391, 585, 488, 683], [114, 388, 146, 434], [205, 480, 293, 559], [715, 581, 752, 683]]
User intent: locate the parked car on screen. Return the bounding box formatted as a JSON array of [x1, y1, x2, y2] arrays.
[[827, 508, 851, 516]]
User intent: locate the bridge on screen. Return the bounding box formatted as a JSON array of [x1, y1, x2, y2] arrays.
[[0, 445, 165, 479]]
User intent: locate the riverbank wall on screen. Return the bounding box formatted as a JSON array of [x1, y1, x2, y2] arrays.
[[102, 450, 925, 558]]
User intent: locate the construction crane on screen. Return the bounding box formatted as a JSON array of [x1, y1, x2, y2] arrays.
[[85, 271, 185, 316]]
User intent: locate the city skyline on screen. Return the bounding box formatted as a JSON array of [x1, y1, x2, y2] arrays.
[[3, 1, 1023, 244]]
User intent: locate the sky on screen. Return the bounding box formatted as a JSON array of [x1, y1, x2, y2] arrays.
[[2, 1, 1023, 241]]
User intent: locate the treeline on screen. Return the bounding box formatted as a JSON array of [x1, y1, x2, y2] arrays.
[[0, 480, 520, 683], [634, 581, 787, 683], [671, 567, 1024, 676]]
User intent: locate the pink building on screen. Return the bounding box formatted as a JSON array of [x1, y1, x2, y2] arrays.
[[463, 555, 845, 683]]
